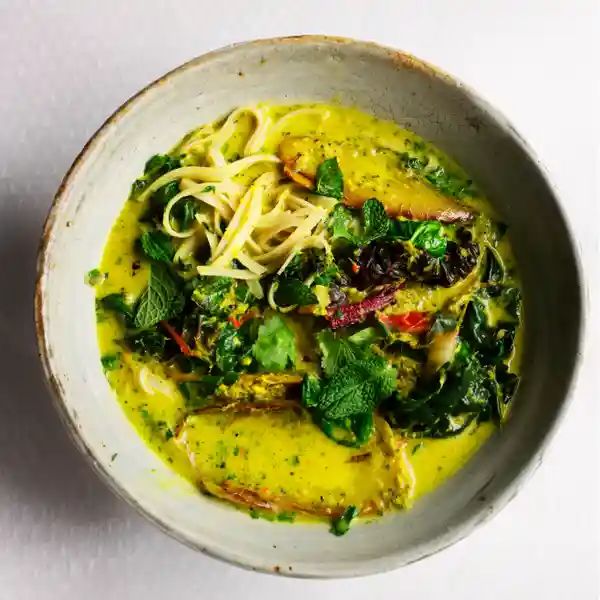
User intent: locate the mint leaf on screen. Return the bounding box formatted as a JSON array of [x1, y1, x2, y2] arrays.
[[316, 330, 360, 376], [361, 198, 389, 243], [301, 349, 397, 446], [134, 263, 184, 328], [140, 230, 174, 263], [315, 157, 343, 199], [253, 314, 296, 371]]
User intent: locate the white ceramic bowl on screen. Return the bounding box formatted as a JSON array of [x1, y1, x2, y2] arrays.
[[35, 36, 583, 578]]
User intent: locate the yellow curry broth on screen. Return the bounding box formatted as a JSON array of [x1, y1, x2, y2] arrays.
[[96, 102, 518, 521]]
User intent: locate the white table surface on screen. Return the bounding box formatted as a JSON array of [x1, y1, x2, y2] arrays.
[[0, 1, 598, 598]]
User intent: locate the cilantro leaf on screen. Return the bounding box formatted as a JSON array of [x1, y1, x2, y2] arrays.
[[253, 314, 296, 371], [140, 230, 175, 263], [134, 263, 184, 328], [315, 157, 343, 199], [328, 203, 361, 244]]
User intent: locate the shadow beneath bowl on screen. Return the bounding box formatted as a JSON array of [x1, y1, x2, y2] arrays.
[[0, 183, 122, 524]]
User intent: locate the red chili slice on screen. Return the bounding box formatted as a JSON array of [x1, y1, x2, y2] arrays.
[[161, 321, 192, 356], [379, 311, 431, 334]]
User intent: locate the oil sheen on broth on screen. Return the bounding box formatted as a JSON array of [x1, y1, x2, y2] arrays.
[[94, 103, 522, 533]]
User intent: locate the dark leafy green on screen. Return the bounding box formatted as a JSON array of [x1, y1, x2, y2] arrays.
[[274, 279, 317, 307], [399, 142, 476, 198], [315, 157, 343, 199], [99, 293, 134, 320], [191, 277, 233, 316], [124, 329, 167, 358], [144, 154, 181, 179], [214, 320, 258, 373], [179, 373, 239, 409], [409, 221, 447, 257]]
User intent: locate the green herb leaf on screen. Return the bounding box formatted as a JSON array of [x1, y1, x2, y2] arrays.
[[399, 143, 476, 199], [315, 157, 343, 199], [99, 293, 134, 320], [274, 279, 317, 307], [85, 268, 105, 287], [328, 203, 360, 244], [301, 374, 322, 408], [101, 353, 121, 371], [253, 314, 296, 372], [134, 263, 184, 328], [151, 180, 180, 208], [124, 329, 167, 357], [361, 198, 389, 243], [140, 230, 175, 263], [330, 506, 359, 536], [316, 330, 360, 376], [191, 277, 233, 316], [144, 154, 180, 179], [410, 221, 447, 257], [482, 246, 505, 284], [317, 354, 397, 420]]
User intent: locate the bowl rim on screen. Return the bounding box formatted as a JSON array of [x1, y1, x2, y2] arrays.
[[34, 34, 585, 578]]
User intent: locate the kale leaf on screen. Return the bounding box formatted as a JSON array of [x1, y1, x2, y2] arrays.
[[191, 276, 233, 316]]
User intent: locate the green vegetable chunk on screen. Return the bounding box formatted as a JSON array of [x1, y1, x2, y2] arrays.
[[253, 314, 296, 372], [134, 263, 184, 328], [330, 505, 359, 536], [315, 157, 344, 199], [101, 353, 121, 371]]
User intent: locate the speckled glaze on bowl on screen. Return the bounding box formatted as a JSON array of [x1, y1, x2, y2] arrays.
[[35, 36, 583, 578]]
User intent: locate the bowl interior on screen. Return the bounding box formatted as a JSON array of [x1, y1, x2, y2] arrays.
[[36, 37, 582, 577]]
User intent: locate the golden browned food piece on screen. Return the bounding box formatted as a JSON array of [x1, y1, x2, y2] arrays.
[[279, 136, 473, 223], [176, 409, 414, 518]]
